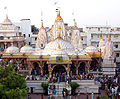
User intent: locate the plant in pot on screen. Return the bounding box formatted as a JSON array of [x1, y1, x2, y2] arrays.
[[41, 82, 49, 95], [70, 82, 79, 96]]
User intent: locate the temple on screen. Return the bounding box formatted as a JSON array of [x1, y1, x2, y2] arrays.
[[0, 10, 116, 94]]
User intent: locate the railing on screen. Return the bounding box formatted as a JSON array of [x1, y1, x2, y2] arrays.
[[1, 36, 25, 41]]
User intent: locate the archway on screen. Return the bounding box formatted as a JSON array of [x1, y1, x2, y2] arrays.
[[43, 62, 48, 75], [31, 62, 41, 75], [90, 58, 99, 71], [52, 65, 66, 74], [70, 64, 76, 75], [78, 62, 86, 74]]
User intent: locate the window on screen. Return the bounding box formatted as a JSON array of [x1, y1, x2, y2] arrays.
[[41, 44, 43, 47], [97, 35, 99, 38], [107, 28, 109, 31], [116, 53, 119, 57], [98, 28, 100, 31], [91, 35, 93, 39], [114, 45, 118, 48], [35, 37, 37, 41], [114, 35, 118, 39], [29, 34, 30, 37], [29, 42, 31, 45], [81, 37, 84, 40], [89, 28, 91, 31], [19, 32, 22, 36], [23, 34, 26, 37]]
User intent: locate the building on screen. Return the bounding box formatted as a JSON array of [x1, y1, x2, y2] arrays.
[[0, 10, 117, 94], [0, 15, 25, 52]]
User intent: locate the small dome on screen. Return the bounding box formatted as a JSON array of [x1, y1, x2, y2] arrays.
[[85, 45, 98, 53], [20, 44, 34, 53], [2, 15, 12, 25], [6, 45, 19, 53]]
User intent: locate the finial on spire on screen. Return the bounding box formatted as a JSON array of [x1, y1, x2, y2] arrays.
[[58, 43, 61, 49], [57, 33, 60, 37], [25, 43, 28, 46], [11, 44, 14, 46], [57, 26, 61, 29], [107, 34, 111, 42], [6, 14, 8, 20], [57, 10, 60, 17], [100, 34, 104, 41], [74, 19, 78, 29]]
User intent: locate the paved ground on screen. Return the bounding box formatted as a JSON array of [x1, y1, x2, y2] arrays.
[[25, 90, 105, 99]]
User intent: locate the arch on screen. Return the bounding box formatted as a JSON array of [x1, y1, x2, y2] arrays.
[[43, 62, 48, 75], [70, 63, 76, 75], [78, 62, 86, 74], [52, 65, 66, 74], [31, 62, 41, 75], [90, 58, 99, 71]]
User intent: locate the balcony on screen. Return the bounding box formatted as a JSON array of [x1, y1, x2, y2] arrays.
[[0, 36, 25, 42]]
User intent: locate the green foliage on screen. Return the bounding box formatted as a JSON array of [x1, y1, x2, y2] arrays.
[[100, 95, 108, 99], [41, 82, 49, 89], [0, 63, 28, 99], [70, 82, 79, 96], [70, 82, 79, 89]]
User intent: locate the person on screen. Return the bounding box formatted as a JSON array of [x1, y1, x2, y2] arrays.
[[28, 94, 31, 99]]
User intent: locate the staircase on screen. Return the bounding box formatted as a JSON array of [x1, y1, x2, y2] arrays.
[[48, 82, 71, 96]]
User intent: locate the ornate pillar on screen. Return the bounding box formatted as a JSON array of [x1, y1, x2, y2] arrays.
[[66, 64, 70, 77], [48, 64, 52, 78], [40, 66, 44, 76], [76, 66, 79, 75], [4, 43, 7, 49], [86, 61, 90, 73]]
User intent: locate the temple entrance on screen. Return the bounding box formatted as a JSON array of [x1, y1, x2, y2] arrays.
[[31, 62, 41, 75], [52, 65, 66, 74], [90, 58, 99, 71], [44, 62, 48, 75], [78, 62, 85, 74], [70, 64, 76, 75]]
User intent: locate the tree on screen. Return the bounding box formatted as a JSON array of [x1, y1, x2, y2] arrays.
[[41, 82, 49, 95], [70, 82, 79, 96], [0, 62, 28, 99]]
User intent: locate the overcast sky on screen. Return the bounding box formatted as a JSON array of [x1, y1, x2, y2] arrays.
[[0, 0, 120, 28]]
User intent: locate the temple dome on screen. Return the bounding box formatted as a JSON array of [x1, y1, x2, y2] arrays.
[[85, 45, 98, 53], [6, 45, 19, 53], [20, 44, 34, 53], [2, 15, 12, 25], [44, 37, 74, 55]]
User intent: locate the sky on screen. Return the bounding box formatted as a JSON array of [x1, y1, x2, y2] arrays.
[[0, 0, 120, 28]]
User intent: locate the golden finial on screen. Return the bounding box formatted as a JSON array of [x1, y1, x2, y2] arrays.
[[57, 26, 61, 29], [25, 43, 28, 46], [107, 34, 111, 42], [58, 43, 61, 49], [74, 21, 78, 29], [11, 44, 14, 46], [75, 37, 77, 39], [75, 33, 77, 36], [58, 10, 60, 17], [100, 34, 104, 41], [57, 33, 60, 37], [40, 20, 44, 29], [6, 14, 8, 20]]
